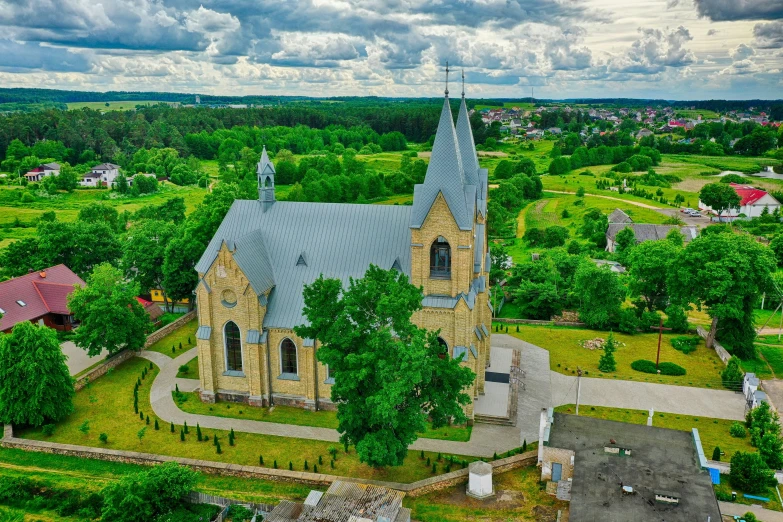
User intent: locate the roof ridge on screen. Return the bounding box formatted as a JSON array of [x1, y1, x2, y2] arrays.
[[31, 280, 50, 313], [456, 96, 479, 187]]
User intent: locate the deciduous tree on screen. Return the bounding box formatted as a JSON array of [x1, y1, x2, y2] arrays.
[[0, 321, 74, 427], [699, 183, 741, 221], [295, 266, 475, 468]]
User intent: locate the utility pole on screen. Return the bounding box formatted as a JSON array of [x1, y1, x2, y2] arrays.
[[576, 367, 582, 415], [650, 317, 672, 370]]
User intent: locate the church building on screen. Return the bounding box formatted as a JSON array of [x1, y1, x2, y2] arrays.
[[193, 81, 491, 421]]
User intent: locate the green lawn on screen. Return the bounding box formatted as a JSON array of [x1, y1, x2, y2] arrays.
[[176, 355, 200, 380], [18, 357, 478, 483], [145, 317, 198, 358], [405, 463, 567, 522], [66, 100, 178, 111], [674, 109, 720, 119], [174, 391, 472, 442], [715, 482, 783, 512], [554, 405, 754, 461], [500, 324, 726, 388], [759, 345, 783, 376]]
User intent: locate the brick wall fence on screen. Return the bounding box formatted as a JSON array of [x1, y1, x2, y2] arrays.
[[696, 326, 730, 366], [144, 310, 197, 348], [0, 425, 535, 497], [72, 311, 197, 391]]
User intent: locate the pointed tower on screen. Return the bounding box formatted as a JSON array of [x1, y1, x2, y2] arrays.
[[456, 69, 480, 192], [257, 146, 276, 210]]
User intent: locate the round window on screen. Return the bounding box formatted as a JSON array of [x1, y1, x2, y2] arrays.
[[221, 289, 237, 308]]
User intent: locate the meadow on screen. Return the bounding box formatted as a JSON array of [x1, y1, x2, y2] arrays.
[[66, 100, 179, 111]]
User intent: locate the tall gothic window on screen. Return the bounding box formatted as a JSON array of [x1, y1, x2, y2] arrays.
[[281, 338, 298, 375], [430, 237, 451, 278], [224, 321, 242, 372]]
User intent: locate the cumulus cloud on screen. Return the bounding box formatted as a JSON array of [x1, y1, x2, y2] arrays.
[[692, 0, 783, 21], [0, 39, 91, 72], [610, 26, 695, 74]]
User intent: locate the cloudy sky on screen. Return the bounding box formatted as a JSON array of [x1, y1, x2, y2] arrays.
[[0, 0, 781, 99]]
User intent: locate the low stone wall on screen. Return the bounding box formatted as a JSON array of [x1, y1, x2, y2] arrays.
[[144, 310, 197, 349], [696, 326, 731, 365], [493, 318, 585, 327], [0, 428, 536, 496], [74, 350, 136, 391]]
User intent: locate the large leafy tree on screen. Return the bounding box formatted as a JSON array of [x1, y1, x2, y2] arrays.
[[101, 462, 197, 522], [122, 219, 176, 310], [699, 183, 741, 221], [671, 233, 775, 357], [627, 239, 681, 312], [69, 263, 149, 356], [295, 266, 475, 468], [729, 451, 776, 494], [37, 220, 122, 278], [614, 227, 636, 263], [0, 321, 74, 427], [574, 261, 626, 329]]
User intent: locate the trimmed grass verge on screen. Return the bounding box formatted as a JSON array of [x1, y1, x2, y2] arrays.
[[173, 391, 472, 442], [554, 404, 755, 461], [145, 318, 198, 358], [176, 356, 200, 380]]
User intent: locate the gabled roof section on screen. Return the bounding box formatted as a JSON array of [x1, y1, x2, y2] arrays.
[[257, 146, 276, 176], [391, 257, 403, 271], [729, 183, 773, 206], [456, 96, 480, 187], [231, 229, 276, 295], [0, 264, 84, 331], [608, 208, 633, 224], [410, 96, 472, 231]]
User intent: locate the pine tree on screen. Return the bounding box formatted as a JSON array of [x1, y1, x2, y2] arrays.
[[154, 419, 159, 430], [289, 462, 293, 471], [431, 463, 437, 474], [145, 415, 150, 425], [420, 450, 425, 459], [318, 455, 323, 465], [313, 464, 318, 473], [712, 446, 721, 461], [179, 342, 182, 350], [493, 451, 497, 460], [170, 421, 175, 433], [330, 459, 335, 469], [134, 398, 138, 414], [149, 362, 153, 370], [175, 383, 179, 393], [180, 428, 185, 442], [213, 434, 218, 446], [426, 457, 430, 466], [184, 421, 188, 434], [522, 439, 527, 452], [216, 441, 222, 454], [172, 345, 175, 353], [273, 460, 278, 469], [304, 460, 309, 470], [598, 333, 618, 373], [139, 411, 143, 420], [188, 337, 192, 344], [259, 455, 264, 465], [197, 423, 202, 441], [229, 428, 235, 446]]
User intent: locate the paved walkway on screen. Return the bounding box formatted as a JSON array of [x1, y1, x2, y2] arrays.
[[720, 501, 783, 522], [550, 371, 746, 421], [62, 341, 107, 376]]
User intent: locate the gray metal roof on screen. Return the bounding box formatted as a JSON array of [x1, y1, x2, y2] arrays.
[[456, 96, 480, 187], [608, 208, 633, 224], [257, 146, 275, 176], [195, 200, 412, 329], [606, 223, 698, 244], [196, 325, 211, 340], [246, 329, 262, 344], [410, 96, 473, 231]]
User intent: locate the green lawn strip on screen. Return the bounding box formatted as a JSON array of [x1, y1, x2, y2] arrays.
[[176, 356, 200, 380], [714, 482, 783, 512], [144, 317, 198, 357], [404, 464, 568, 522], [758, 345, 783, 377], [554, 405, 754, 461], [740, 356, 773, 380], [17, 358, 474, 483], [72, 356, 109, 379], [498, 323, 726, 388], [756, 334, 783, 345], [174, 391, 472, 442]]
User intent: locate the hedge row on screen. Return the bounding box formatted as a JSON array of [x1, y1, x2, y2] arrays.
[[631, 359, 687, 376]]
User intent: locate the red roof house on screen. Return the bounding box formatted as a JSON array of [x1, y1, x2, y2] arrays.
[[0, 264, 85, 333], [699, 183, 782, 219], [135, 296, 164, 324]]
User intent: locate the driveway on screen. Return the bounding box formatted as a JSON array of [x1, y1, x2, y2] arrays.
[[550, 371, 746, 421], [61, 341, 107, 376], [655, 208, 711, 229]]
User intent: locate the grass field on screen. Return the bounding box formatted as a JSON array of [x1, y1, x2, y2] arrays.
[[499, 324, 726, 388], [554, 405, 754, 461], [66, 100, 178, 111], [674, 109, 720, 119], [144, 318, 198, 358], [176, 356, 200, 380], [474, 102, 536, 110], [174, 391, 472, 442], [17, 357, 479, 484]]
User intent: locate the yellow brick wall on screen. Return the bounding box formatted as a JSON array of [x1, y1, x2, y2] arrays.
[[541, 447, 575, 482]]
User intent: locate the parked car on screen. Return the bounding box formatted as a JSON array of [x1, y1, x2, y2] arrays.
[[681, 207, 694, 213], [687, 210, 702, 217]]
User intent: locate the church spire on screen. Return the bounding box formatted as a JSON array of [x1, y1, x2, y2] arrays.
[[257, 145, 276, 210], [456, 74, 479, 188], [461, 68, 465, 98], [445, 61, 450, 97]]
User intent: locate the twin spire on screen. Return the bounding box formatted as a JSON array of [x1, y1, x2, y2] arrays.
[[444, 61, 467, 98]]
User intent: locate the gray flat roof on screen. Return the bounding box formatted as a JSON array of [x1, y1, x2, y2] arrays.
[[548, 413, 721, 522]]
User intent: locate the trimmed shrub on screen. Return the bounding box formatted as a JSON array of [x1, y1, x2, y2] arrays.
[[99, 433, 108, 444], [730, 422, 747, 438], [671, 336, 700, 354], [630, 359, 686, 376]]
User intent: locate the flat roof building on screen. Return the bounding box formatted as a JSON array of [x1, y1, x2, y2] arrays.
[[546, 413, 721, 522]]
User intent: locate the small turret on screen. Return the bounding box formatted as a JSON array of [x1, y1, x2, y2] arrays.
[[257, 146, 276, 210]]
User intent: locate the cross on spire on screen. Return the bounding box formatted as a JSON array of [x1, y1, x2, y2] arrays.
[[445, 61, 449, 96], [461, 68, 465, 98]]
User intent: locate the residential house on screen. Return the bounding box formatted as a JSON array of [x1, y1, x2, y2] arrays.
[[698, 183, 782, 219], [135, 297, 164, 326], [80, 163, 121, 187], [0, 265, 84, 333], [606, 223, 698, 252], [23, 162, 60, 182], [636, 128, 653, 139], [607, 208, 633, 224], [149, 287, 190, 313]]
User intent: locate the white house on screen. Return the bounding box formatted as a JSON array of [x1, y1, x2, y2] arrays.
[[80, 163, 121, 187], [23, 162, 60, 182], [699, 183, 782, 219]]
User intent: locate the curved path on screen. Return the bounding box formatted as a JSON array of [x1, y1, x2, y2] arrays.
[[141, 335, 746, 458], [544, 190, 665, 210]]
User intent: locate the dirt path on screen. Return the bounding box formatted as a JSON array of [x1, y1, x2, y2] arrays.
[[0, 460, 114, 484], [544, 190, 665, 210], [517, 200, 545, 238]]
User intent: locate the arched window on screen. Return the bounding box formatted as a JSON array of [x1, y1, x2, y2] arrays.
[[436, 337, 449, 359], [430, 237, 451, 278], [280, 338, 298, 375], [224, 321, 242, 372]]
